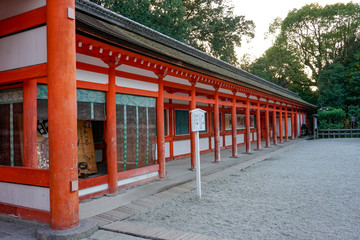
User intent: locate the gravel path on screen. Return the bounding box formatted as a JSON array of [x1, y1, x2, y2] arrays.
[[127, 139, 360, 239]]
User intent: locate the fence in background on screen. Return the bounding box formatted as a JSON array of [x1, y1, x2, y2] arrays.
[[317, 129, 360, 138]]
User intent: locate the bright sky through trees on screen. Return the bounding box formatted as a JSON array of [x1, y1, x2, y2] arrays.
[[232, 0, 359, 61]]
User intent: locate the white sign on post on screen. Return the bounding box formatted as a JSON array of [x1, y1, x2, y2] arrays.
[[190, 108, 206, 198]]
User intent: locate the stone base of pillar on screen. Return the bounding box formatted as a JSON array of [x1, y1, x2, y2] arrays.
[[37, 220, 98, 240]]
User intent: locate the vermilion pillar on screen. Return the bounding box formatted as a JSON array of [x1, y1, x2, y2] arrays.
[[285, 108, 288, 141], [47, 0, 79, 230], [106, 65, 118, 194], [231, 92, 238, 157], [279, 108, 283, 143], [265, 102, 270, 147], [256, 101, 261, 150], [272, 108, 277, 145], [157, 74, 166, 178], [190, 81, 196, 169], [245, 97, 251, 153], [213, 87, 220, 162], [23, 80, 37, 168]]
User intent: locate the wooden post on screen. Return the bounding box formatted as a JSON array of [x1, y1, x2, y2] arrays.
[[106, 65, 118, 194], [265, 101, 270, 147], [47, 0, 79, 230], [213, 87, 220, 162], [23, 80, 37, 168], [256, 100, 261, 150], [245, 96, 251, 153], [190, 80, 196, 169], [231, 91, 238, 157], [157, 74, 166, 178], [272, 107, 277, 145], [279, 107, 283, 143]]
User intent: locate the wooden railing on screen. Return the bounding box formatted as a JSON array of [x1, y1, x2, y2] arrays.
[[317, 129, 360, 138]]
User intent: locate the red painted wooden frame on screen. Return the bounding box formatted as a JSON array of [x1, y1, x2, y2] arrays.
[[0, 166, 49, 187]]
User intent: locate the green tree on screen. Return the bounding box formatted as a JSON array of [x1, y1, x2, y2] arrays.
[[318, 50, 360, 109], [249, 37, 316, 104], [90, 0, 255, 65], [317, 63, 347, 108], [249, 2, 360, 106], [344, 52, 360, 106], [277, 2, 360, 82]]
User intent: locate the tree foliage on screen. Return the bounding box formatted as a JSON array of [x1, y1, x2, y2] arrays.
[[248, 2, 360, 106], [318, 50, 360, 108], [90, 0, 255, 65], [276, 2, 360, 81]]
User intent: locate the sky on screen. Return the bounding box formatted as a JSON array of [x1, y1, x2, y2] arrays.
[[232, 0, 360, 62]]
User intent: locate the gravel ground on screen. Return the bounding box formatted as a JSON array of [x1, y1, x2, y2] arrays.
[[128, 139, 360, 240]]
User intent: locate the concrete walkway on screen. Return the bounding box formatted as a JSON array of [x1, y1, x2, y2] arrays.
[[0, 139, 302, 240]]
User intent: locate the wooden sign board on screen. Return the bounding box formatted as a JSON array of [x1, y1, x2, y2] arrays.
[[77, 120, 97, 175]]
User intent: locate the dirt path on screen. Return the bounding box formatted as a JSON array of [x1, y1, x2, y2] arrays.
[[127, 139, 360, 239]]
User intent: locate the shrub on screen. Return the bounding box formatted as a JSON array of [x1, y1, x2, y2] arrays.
[[318, 107, 346, 129]]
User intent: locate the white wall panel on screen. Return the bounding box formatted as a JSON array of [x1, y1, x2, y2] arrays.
[[219, 88, 233, 95], [165, 141, 170, 158], [116, 77, 158, 92], [0, 0, 45, 20], [196, 83, 214, 91], [0, 182, 49, 211], [199, 137, 209, 151], [77, 69, 108, 84], [297, 114, 301, 136], [164, 75, 190, 86], [0, 26, 47, 71], [288, 117, 292, 137], [76, 53, 109, 68], [237, 133, 244, 143], [225, 135, 232, 146], [173, 140, 190, 156], [118, 64, 157, 78]]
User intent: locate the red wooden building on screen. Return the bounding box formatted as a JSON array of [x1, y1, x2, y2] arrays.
[[0, 0, 315, 231]]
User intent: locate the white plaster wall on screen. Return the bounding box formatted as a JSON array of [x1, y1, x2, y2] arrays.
[[211, 137, 214, 149], [196, 83, 214, 91], [225, 135, 232, 146], [219, 88, 233, 95], [236, 92, 247, 98], [116, 77, 158, 92], [172, 99, 189, 105], [0, 0, 45, 20], [77, 69, 108, 84], [297, 114, 301, 136], [164, 75, 190, 86], [0, 26, 47, 71], [199, 137, 209, 151], [0, 182, 49, 211], [237, 133, 244, 144], [165, 141, 170, 158], [76, 53, 109, 68], [173, 140, 190, 156], [288, 117, 292, 137], [118, 64, 157, 78], [253, 132, 257, 141]]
